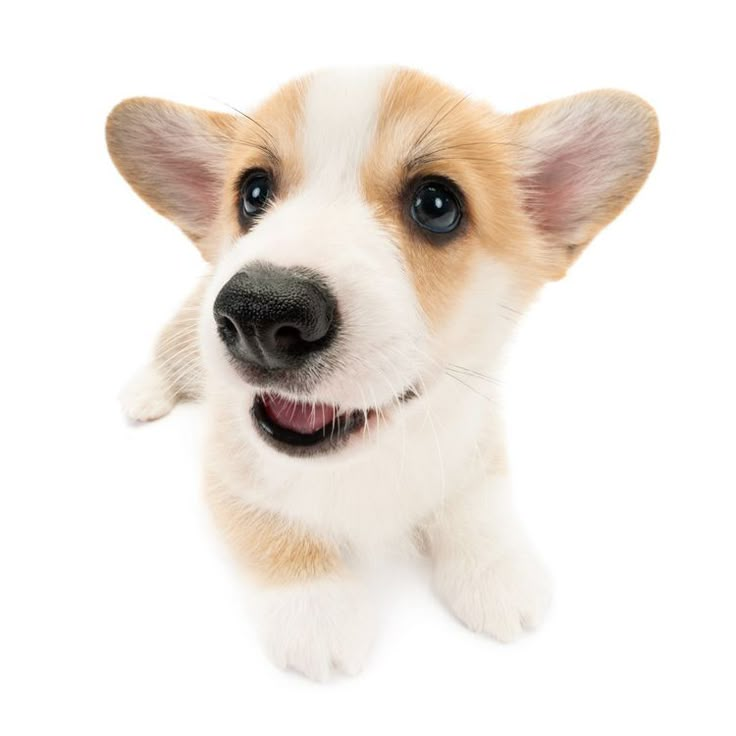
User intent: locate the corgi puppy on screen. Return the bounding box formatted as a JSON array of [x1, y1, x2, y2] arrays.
[[107, 68, 658, 680]]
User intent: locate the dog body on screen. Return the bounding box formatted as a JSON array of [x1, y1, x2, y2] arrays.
[[108, 68, 658, 679]]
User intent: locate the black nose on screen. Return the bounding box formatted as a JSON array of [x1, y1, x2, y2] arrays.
[[213, 263, 337, 371]]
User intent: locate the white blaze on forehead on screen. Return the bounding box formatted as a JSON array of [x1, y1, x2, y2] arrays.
[[301, 68, 392, 192]]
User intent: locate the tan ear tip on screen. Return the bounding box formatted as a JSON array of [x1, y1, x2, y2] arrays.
[[644, 101, 660, 151], [105, 98, 136, 151], [106, 96, 159, 135], [617, 90, 660, 148], [598, 89, 660, 165], [105, 105, 124, 158], [632, 96, 660, 167]]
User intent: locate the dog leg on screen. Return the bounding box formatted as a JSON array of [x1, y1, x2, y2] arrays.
[[120, 282, 205, 422], [427, 474, 552, 642], [207, 482, 375, 681]]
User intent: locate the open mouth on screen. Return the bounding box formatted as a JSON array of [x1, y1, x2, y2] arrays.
[[251, 389, 417, 457]]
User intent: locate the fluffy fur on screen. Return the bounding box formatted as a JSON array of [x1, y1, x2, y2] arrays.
[[107, 67, 658, 680]]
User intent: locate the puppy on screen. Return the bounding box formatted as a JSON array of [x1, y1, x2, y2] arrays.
[[107, 68, 658, 680]]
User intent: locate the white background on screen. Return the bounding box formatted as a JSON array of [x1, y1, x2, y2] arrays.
[[2, 1, 735, 734]]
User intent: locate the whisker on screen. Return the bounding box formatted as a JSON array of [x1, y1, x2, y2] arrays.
[[211, 98, 277, 145], [412, 94, 471, 154], [444, 372, 495, 404], [446, 364, 502, 386]]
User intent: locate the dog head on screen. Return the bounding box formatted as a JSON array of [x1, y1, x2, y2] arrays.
[[107, 68, 658, 459]]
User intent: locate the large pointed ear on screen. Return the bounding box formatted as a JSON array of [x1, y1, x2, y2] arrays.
[[510, 90, 659, 278], [106, 98, 238, 246]]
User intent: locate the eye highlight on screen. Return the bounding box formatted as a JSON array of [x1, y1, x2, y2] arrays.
[[410, 179, 463, 235], [239, 170, 272, 222]]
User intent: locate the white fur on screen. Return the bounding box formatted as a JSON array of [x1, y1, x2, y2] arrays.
[[202, 251, 544, 674], [203, 255, 523, 551], [302, 67, 390, 190], [428, 476, 552, 642], [258, 576, 375, 681]]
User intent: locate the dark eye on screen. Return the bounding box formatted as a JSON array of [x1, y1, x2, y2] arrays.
[[410, 180, 462, 234], [240, 170, 272, 218]]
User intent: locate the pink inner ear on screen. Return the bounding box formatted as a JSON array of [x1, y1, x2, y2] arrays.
[[526, 151, 583, 235], [522, 123, 614, 241], [139, 116, 223, 233], [163, 155, 221, 230]]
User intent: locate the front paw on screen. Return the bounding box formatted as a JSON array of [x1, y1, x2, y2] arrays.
[[257, 576, 375, 682], [119, 364, 176, 422], [434, 548, 552, 643]]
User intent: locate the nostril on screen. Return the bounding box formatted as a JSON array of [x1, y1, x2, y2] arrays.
[[273, 324, 305, 352], [216, 313, 239, 345]]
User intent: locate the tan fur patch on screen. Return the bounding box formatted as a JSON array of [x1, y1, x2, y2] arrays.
[[362, 71, 659, 318], [202, 78, 309, 261], [362, 69, 544, 326], [205, 473, 340, 586]]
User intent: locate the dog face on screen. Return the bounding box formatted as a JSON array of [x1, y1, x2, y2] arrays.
[[107, 68, 658, 460]]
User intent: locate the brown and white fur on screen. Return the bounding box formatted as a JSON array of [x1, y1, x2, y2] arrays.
[[107, 68, 658, 680]]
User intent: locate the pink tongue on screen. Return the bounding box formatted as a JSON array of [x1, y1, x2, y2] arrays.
[[262, 395, 337, 434]]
